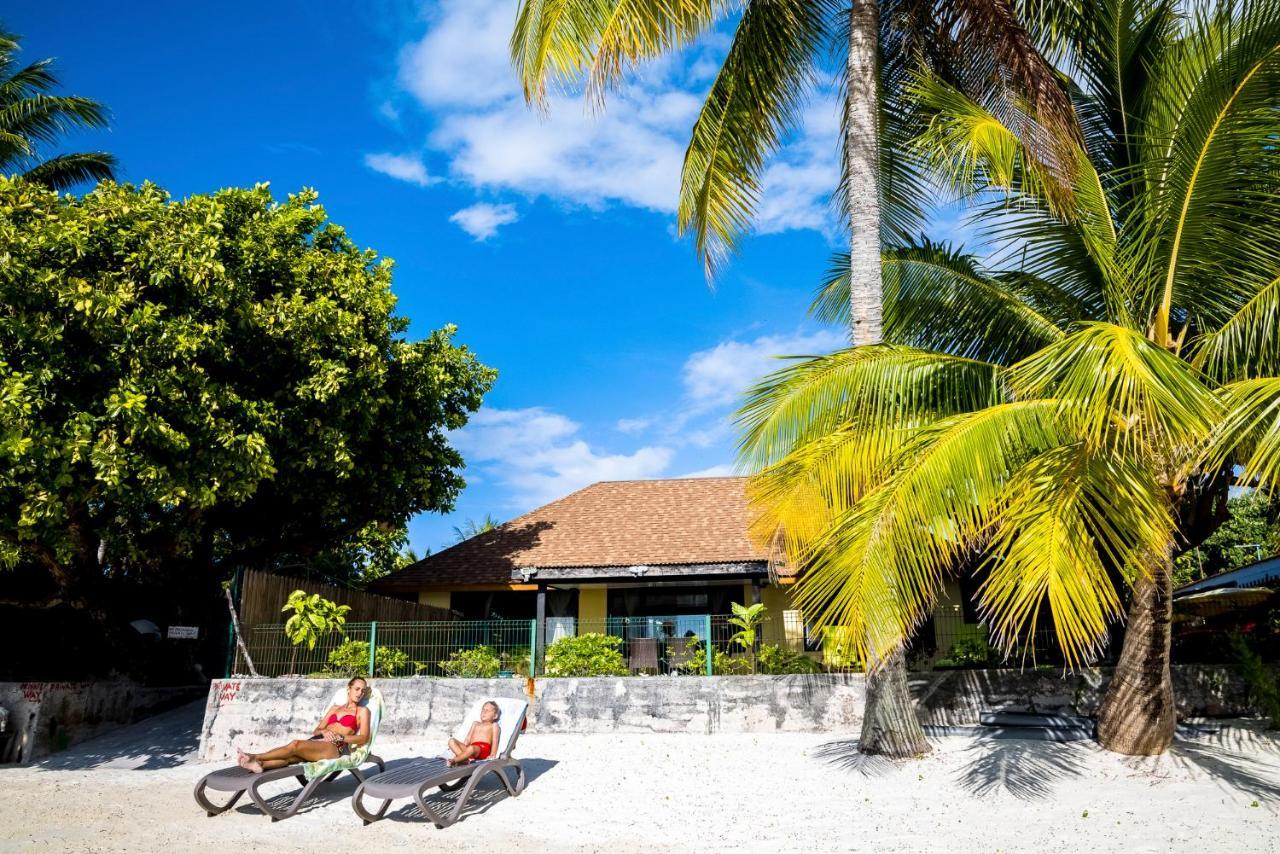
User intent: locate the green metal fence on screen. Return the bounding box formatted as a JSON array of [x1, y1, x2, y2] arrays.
[[232, 610, 1078, 677]]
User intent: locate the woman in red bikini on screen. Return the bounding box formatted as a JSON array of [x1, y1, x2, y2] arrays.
[[447, 700, 500, 766], [237, 677, 372, 773]]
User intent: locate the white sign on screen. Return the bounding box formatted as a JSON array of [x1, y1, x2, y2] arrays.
[[167, 625, 199, 640]]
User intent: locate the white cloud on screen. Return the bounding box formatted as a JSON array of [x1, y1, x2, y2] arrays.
[[391, 0, 841, 237], [364, 152, 439, 187], [682, 329, 846, 409], [616, 417, 653, 434], [449, 202, 519, 240], [453, 407, 674, 506]]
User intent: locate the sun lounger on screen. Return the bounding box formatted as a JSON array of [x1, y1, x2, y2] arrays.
[[351, 696, 528, 827], [194, 686, 386, 821]]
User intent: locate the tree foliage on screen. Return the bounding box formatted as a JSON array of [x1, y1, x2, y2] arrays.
[[0, 178, 495, 607], [1175, 491, 1280, 585]]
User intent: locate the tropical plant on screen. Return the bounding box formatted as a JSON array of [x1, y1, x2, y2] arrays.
[[728, 602, 768, 652], [439, 645, 503, 678], [740, 0, 1280, 756], [282, 590, 351, 674], [544, 633, 629, 676], [0, 179, 494, 611], [511, 0, 1072, 759], [452, 514, 502, 543], [0, 31, 115, 190], [327, 638, 411, 678]]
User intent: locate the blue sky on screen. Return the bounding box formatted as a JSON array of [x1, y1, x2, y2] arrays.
[[11, 2, 969, 555]]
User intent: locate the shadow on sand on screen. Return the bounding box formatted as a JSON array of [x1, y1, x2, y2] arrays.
[[28, 700, 203, 772], [387, 757, 559, 824]]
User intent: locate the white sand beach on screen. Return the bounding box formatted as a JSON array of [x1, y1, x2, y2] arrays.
[[0, 705, 1277, 854]]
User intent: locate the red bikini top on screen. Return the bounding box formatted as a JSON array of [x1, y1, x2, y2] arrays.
[[326, 712, 359, 732]]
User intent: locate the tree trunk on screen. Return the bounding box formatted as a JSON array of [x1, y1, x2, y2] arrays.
[[847, 0, 883, 348], [224, 586, 260, 677], [847, 0, 931, 758], [1096, 556, 1175, 755]]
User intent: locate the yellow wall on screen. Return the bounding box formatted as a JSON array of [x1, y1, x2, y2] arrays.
[[578, 586, 607, 626], [418, 591, 450, 610], [761, 585, 804, 647]]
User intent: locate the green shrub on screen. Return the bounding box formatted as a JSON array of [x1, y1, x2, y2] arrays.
[[545, 633, 628, 676], [758, 644, 821, 674], [439, 645, 502, 678], [327, 639, 411, 677], [671, 638, 743, 674]]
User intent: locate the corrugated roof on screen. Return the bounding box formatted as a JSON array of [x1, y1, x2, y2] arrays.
[[371, 477, 774, 590]]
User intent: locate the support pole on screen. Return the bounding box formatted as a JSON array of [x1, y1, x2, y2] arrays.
[[535, 585, 547, 676], [704, 614, 713, 676], [368, 622, 378, 677]]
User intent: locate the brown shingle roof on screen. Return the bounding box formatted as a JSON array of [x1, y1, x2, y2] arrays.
[[372, 477, 773, 590]]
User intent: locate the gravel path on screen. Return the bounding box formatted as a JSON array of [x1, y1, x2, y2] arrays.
[[0, 714, 1277, 853]]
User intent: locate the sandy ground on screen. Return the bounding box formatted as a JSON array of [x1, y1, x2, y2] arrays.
[[0, 703, 1277, 853]]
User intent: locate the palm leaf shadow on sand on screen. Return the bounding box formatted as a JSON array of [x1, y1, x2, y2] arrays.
[[954, 738, 1087, 800], [810, 739, 912, 777], [1153, 728, 1280, 803]]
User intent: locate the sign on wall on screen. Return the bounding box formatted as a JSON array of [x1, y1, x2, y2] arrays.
[[167, 626, 199, 640]]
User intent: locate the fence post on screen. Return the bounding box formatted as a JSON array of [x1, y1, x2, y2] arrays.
[[368, 622, 378, 677], [704, 614, 713, 676], [529, 619, 537, 677]]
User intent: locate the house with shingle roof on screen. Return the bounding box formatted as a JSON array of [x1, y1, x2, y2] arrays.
[[369, 476, 804, 649], [370, 474, 986, 666]]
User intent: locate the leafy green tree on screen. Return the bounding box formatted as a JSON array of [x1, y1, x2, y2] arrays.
[[740, 0, 1280, 756], [0, 178, 495, 611], [1175, 492, 1280, 586], [282, 589, 350, 674], [0, 31, 115, 190], [452, 513, 501, 543]]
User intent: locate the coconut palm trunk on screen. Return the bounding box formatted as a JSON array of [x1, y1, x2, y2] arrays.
[[1096, 553, 1176, 754], [845, 0, 931, 758]]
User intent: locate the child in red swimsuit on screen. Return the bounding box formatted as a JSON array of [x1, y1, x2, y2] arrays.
[[447, 700, 501, 765]]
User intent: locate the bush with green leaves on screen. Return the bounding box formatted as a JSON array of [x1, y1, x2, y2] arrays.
[[439, 645, 502, 678], [758, 644, 821, 674], [544, 633, 628, 677], [501, 646, 533, 677], [327, 639, 410, 677], [1229, 634, 1280, 729]]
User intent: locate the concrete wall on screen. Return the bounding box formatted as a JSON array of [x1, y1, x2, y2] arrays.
[[198, 674, 865, 760], [0, 682, 202, 763], [198, 664, 1260, 762]]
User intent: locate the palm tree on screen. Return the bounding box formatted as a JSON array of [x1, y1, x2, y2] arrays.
[[739, 0, 1280, 755], [0, 30, 116, 190], [511, 0, 1069, 758], [453, 514, 502, 543]]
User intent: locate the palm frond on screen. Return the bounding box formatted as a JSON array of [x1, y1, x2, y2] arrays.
[[1009, 322, 1221, 452], [677, 0, 835, 277], [1192, 272, 1280, 382], [510, 0, 729, 108], [1135, 0, 1280, 341], [1211, 378, 1280, 491], [978, 443, 1174, 666], [881, 237, 1065, 363], [20, 152, 117, 190], [788, 399, 1075, 660], [737, 344, 1002, 471]]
